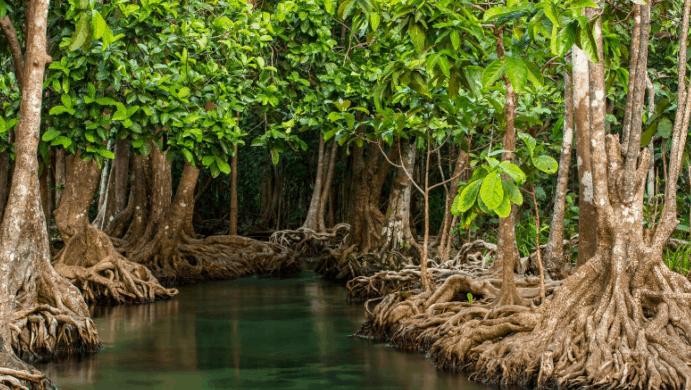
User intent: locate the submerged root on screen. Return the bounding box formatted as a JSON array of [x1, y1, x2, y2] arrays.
[[54, 225, 177, 304]]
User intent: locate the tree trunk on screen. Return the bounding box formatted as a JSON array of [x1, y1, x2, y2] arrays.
[[437, 148, 469, 261], [229, 144, 238, 236], [349, 143, 389, 252], [53, 155, 176, 304], [573, 45, 598, 266], [0, 152, 10, 221], [544, 73, 575, 276], [378, 140, 418, 264], [317, 140, 337, 229], [0, 4, 99, 385], [130, 163, 297, 284], [432, 7, 691, 388], [94, 139, 129, 230], [495, 31, 521, 305], [303, 135, 326, 231], [54, 147, 65, 206]]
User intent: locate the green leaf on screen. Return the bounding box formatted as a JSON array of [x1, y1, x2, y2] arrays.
[[217, 159, 231, 175], [494, 193, 511, 218], [97, 149, 115, 159], [41, 128, 61, 142], [480, 172, 504, 210], [533, 155, 558, 174], [577, 19, 599, 62], [453, 179, 482, 215], [409, 23, 426, 53], [91, 10, 107, 40], [499, 161, 526, 185], [69, 13, 90, 51], [557, 22, 577, 56], [504, 179, 523, 206], [181, 149, 194, 163], [369, 12, 380, 31], [518, 132, 537, 156], [504, 56, 527, 92], [482, 59, 504, 88], [324, 0, 336, 14], [450, 31, 460, 50]]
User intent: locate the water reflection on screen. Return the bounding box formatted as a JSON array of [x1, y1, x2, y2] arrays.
[[39, 273, 493, 390]]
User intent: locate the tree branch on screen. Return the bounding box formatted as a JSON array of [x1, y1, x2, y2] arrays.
[[0, 16, 24, 87]]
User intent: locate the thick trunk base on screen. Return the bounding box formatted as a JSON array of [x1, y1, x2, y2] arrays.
[[0, 353, 48, 390], [430, 254, 691, 390], [54, 225, 177, 304]]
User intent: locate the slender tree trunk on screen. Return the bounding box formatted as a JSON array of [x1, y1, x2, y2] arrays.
[[544, 73, 575, 276], [496, 31, 521, 305], [303, 135, 325, 231], [437, 148, 469, 261], [94, 139, 129, 229], [54, 147, 65, 206], [317, 140, 337, 229], [0, 152, 9, 221], [229, 144, 238, 236], [573, 45, 598, 266]]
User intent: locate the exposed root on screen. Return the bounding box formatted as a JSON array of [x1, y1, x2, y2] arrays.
[[132, 234, 300, 285], [0, 353, 49, 390], [428, 256, 691, 389], [9, 261, 100, 363], [269, 223, 350, 258], [54, 225, 177, 304]]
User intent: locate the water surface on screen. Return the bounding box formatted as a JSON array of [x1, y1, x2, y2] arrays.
[[41, 273, 491, 389]]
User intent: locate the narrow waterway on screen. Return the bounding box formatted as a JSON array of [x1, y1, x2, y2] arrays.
[[40, 272, 492, 389]]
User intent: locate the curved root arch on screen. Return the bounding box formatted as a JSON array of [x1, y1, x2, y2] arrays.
[[269, 223, 350, 257], [135, 234, 300, 285], [9, 265, 100, 362], [430, 259, 691, 390], [54, 225, 178, 304]]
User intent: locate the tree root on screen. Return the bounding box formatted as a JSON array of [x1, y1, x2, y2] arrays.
[[54, 225, 177, 304], [269, 223, 350, 258], [132, 234, 300, 285], [431, 259, 691, 389], [0, 353, 49, 390]]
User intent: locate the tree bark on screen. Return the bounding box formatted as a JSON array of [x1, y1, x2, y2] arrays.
[[94, 139, 129, 229], [53, 155, 176, 304], [130, 162, 297, 284], [495, 30, 521, 305], [544, 73, 574, 276], [0, 4, 99, 381], [317, 140, 337, 229], [229, 144, 238, 235], [572, 45, 598, 266], [349, 143, 389, 252], [303, 135, 326, 231], [379, 140, 418, 263], [0, 152, 8, 221], [437, 148, 469, 261]]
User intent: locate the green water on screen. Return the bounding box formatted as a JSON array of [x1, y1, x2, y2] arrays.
[[40, 273, 491, 389]]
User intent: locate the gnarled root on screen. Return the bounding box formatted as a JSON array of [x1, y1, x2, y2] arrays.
[[431, 256, 691, 390], [54, 225, 177, 304], [0, 353, 49, 390], [10, 264, 100, 362], [358, 263, 559, 355], [134, 234, 300, 285], [270, 224, 350, 258]]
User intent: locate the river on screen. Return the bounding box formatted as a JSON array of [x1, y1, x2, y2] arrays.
[[40, 272, 491, 389]]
